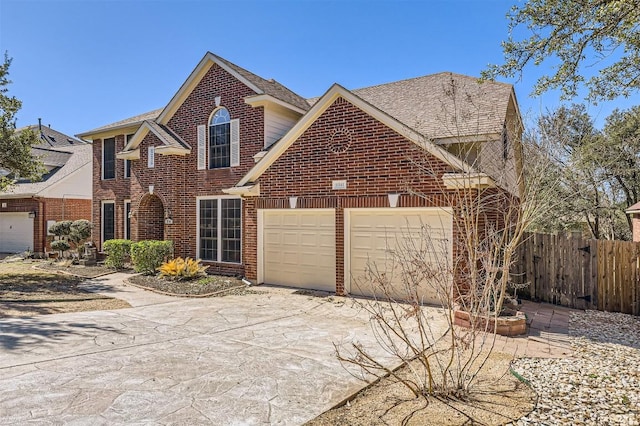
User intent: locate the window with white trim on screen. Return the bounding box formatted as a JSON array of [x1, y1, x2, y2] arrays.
[[206, 107, 240, 169], [124, 134, 133, 178], [102, 137, 115, 179], [102, 201, 115, 244], [124, 200, 131, 240], [209, 108, 231, 168], [198, 197, 241, 263], [148, 146, 155, 168]]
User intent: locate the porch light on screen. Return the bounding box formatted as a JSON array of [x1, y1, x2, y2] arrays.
[[149, 185, 154, 195], [28, 211, 36, 218], [388, 192, 401, 208], [289, 196, 298, 209]]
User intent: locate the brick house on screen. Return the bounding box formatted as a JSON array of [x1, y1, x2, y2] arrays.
[[0, 123, 92, 254], [79, 52, 522, 300]]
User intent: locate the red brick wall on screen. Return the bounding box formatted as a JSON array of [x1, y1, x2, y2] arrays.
[[632, 215, 640, 242], [247, 97, 461, 294], [0, 197, 91, 253], [92, 62, 264, 276]]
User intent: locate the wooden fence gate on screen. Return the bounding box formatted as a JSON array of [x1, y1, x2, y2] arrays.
[[512, 232, 640, 315]]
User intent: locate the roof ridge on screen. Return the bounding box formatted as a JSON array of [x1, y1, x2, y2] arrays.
[[352, 71, 512, 93], [209, 52, 309, 111]]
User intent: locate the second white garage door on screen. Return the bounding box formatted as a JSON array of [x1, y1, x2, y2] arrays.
[[347, 208, 452, 305], [0, 212, 34, 253], [261, 209, 336, 292]]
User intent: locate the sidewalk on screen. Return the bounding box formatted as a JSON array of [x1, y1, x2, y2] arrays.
[[492, 300, 576, 358]]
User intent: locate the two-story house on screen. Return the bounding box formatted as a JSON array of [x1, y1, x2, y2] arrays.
[[79, 52, 522, 301]]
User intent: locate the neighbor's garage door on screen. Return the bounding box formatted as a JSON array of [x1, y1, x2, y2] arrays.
[[347, 208, 452, 305], [0, 212, 34, 253], [262, 209, 336, 292]]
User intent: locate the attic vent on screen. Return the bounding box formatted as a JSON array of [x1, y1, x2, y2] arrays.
[[67, 139, 74, 144]]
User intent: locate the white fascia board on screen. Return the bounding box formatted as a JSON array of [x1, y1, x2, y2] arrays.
[[156, 52, 264, 125], [76, 122, 142, 140], [116, 148, 140, 160], [236, 84, 475, 187], [222, 183, 260, 197], [121, 122, 152, 152], [0, 192, 36, 199], [442, 172, 496, 190], [155, 146, 190, 155], [245, 94, 307, 115]]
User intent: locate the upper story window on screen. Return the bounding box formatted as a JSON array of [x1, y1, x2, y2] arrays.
[[209, 108, 231, 169], [102, 137, 116, 180], [124, 134, 133, 178]]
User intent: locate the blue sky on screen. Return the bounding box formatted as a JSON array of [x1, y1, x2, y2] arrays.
[[0, 0, 636, 138]]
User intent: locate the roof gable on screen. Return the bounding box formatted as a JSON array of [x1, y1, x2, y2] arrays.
[[236, 84, 473, 187], [156, 52, 308, 126], [118, 120, 190, 157]]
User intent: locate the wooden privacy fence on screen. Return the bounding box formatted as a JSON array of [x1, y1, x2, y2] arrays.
[[511, 232, 640, 315]]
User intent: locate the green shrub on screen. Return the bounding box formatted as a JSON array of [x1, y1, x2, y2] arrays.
[[69, 220, 93, 248], [103, 239, 132, 269], [49, 221, 73, 238], [50, 240, 70, 257], [131, 240, 173, 274]]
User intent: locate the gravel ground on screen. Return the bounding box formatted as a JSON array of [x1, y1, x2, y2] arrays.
[[512, 310, 640, 426]]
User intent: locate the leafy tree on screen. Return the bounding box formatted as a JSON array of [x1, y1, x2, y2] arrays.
[[0, 53, 43, 191], [484, 0, 640, 101], [527, 104, 640, 240]]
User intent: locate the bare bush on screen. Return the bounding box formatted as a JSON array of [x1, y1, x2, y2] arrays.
[[335, 78, 562, 402]]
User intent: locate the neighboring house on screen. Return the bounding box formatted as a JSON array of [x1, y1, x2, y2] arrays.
[[0, 123, 92, 254], [626, 203, 640, 241], [79, 52, 522, 300]]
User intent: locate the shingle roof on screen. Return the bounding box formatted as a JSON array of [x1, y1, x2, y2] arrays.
[[212, 54, 310, 112], [78, 108, 163, 136], [0, 144, 92, 197], [146, 121, 191, 150], [31, 147, 73, 168], [351, 72, 513, 140]]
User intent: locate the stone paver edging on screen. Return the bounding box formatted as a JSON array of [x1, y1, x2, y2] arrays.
[[123, 277, 248, 298]]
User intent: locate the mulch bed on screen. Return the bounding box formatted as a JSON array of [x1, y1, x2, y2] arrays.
[[127, 274, 257, 297]]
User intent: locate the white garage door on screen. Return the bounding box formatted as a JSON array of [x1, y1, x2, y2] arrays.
[[0, 212, 34, 253], [347, 208, 452, 305], [262, 209, 336, 292]]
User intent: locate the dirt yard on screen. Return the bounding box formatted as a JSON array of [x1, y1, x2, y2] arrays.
[[0, 261, 130, 318]]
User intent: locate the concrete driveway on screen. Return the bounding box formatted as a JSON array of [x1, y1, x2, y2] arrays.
[[0, 273, 448, 425]]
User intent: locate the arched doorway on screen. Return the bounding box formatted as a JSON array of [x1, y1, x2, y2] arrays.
[[138, 194, 165, 241]]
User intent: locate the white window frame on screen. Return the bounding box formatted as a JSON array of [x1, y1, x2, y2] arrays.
[[101, 200, 116, 246], [101, 137, 116, 180], [207, 107, 239, 169], [46, 220, 56, 236], [196, 195, 242, 264], [124, 199, 131, 240], [148, 146, 155, 168], [124, 134, 133, 178]]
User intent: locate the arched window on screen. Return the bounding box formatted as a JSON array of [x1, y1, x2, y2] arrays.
[[209, 107, 231, 168]]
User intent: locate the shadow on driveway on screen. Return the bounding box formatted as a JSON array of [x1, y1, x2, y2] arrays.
[[0, 318, 124, 351]]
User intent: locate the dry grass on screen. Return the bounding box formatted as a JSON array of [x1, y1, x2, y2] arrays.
[[0, 261, 130, 317]]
